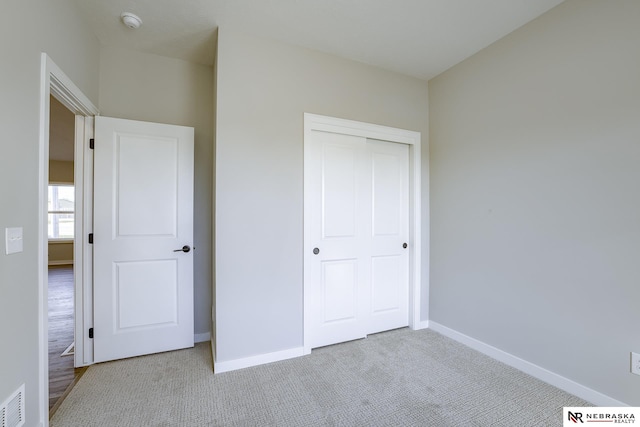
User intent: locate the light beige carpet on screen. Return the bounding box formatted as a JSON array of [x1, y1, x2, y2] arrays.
[[51, 328, 589, 426]]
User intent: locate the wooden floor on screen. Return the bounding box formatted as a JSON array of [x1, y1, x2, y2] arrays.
[[48, 266, 85, 415]]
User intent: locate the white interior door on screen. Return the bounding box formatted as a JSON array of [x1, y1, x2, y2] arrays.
[[307, 131, 370, 349], [367, 139, 409, 334], [93, 116, 194, 363], [307, 130, 409, 350]]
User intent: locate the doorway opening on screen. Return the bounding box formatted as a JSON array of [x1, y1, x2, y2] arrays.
[[39, 53, 100, 425], [47, 95, 87, 416]]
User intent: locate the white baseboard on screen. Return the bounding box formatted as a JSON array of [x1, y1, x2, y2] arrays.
[[48, 260, 73, 266], [415, 320, 430, 330], [214, 347, 305, 374], [428, 321, 628, 407], [194, 332, 210, 343]]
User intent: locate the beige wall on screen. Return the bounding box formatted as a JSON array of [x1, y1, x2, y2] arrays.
[[0, 0, 100, 424], [48, 241, 73, 265], [99, 46, 214, 336], [215, 29, 429, 362], [429, 0, 640, 405], [49, 160, 74, 183]]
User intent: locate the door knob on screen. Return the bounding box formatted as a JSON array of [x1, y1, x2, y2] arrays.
[[313, 248, 320, 255], [174, 245, 191, 253], [403, 243, 408, 249]]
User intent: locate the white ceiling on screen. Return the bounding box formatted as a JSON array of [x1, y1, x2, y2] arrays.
[[73, 0, 564, 80]]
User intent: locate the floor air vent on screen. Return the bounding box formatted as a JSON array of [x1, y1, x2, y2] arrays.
[[0, 384, 24, 427]]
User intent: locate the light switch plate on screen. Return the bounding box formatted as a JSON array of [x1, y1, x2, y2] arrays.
[[5, 227, 23, 254], [632, 352, 640, 376]]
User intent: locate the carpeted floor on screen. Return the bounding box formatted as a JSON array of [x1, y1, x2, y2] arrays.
[[50, 328, 589, 426]]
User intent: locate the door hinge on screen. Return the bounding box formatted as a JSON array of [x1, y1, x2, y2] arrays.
[[88, 233, 94, 244], [90, 138, 95, 149], [89, 328, 94, 339]]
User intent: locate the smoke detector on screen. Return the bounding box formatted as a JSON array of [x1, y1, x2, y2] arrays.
[[121, 12, 142, 29]]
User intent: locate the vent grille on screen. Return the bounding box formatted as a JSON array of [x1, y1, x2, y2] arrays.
[[0, 384, 24, 427]]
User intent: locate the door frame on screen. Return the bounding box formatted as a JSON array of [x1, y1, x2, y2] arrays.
[[303, 113, 427, 355], [38, 53, 99, 425]]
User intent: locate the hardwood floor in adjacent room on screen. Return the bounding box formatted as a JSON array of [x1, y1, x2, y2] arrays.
[[48, 266, 86, 416]]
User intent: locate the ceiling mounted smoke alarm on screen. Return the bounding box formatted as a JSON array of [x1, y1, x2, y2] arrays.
[[121, 12, 142, 29]]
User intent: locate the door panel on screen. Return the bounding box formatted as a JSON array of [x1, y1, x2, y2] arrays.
[[367, 139, 409, 334], [322, 259, 357, 322], [322, 143, 358, 239], [307, 131, 368, 349], [372, 151, 402, 237], [371, 255, 402, 313], [115, 260, 178, 329], [116, 135, 178, 237], [93, 116, 194, 363]]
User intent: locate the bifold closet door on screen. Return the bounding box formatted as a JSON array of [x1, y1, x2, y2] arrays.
[[307, 130, 409, 350]]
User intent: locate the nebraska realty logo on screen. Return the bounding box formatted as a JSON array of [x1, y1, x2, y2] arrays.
[[564, 407, 639, 425]]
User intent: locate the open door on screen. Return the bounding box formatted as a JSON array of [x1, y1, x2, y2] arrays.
[[93, 116, 194, 363]]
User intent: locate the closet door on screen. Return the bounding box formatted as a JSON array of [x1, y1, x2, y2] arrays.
[[366, 139, 409, 334], [306, 131, 409, 350], [306, 130, 370, 349]]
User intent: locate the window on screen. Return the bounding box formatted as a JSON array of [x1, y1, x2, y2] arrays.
[[48, 185, 74, 239]]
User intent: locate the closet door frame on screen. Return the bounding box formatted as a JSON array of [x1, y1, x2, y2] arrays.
[[303, 113, 426, 354]]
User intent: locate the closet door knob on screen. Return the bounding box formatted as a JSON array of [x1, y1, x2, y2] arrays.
[[313, 248, 320, 255], [402, 243, 408, 249]]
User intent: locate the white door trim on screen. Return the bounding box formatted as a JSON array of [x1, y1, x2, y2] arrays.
[[75, 115, 96, 366], [38, 53, 99, 426], [303, 113, 424, 355]]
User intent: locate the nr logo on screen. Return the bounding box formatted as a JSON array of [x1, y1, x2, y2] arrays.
[[568, 411, 583, 423]]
